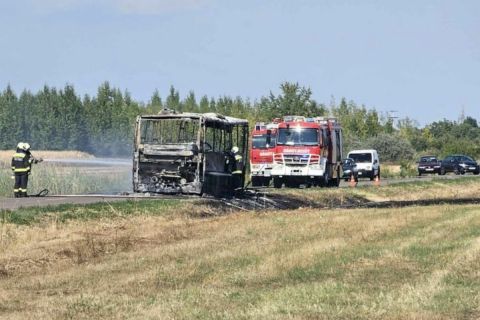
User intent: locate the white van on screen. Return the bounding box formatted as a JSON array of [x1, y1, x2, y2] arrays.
[[347, 149, 380, 180]]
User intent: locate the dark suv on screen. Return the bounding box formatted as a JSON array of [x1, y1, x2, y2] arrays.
[[342, 158, 358, 182], [417, 155, 441, 175], [440, 155, 480, 175]]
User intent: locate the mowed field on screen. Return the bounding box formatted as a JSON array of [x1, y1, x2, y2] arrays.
[[1, 179, 479, 319]]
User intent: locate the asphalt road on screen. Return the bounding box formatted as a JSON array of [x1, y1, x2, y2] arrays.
[[1, 173, 477, 211]]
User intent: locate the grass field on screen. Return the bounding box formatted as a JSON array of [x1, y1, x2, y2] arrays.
[[0, 150, 130, 197], [1, 179, 480, 319]]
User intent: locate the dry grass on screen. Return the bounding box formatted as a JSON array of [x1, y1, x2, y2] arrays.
[[0, 151, 129, 196], [0, 198, 479, 319], [280, 176, 480, 204]]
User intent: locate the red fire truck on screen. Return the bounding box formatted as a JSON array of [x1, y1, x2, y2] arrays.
[[270, 116, 343, 188], [249, 121, 278, 187]]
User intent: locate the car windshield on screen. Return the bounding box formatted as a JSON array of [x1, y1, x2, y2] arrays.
[[252, 134, 276, 149], [277, 128, 318, 146], [461, 156, 474, 162], [342, 159, 353, 166], [451, 156, 473, 162], [349, 153, 372, 163], [420, 157, 438, 163]]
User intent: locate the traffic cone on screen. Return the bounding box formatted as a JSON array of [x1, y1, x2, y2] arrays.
[[349, 174, 357, 187], [373, 175, 381, 186]]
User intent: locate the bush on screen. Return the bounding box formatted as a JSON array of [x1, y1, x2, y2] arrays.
[[399, 160, 417, 177], [365, 133, 415, 162]]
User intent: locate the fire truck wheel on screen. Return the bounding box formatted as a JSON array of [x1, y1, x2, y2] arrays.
[[251, 176, 262, 187], [273, 178, 283, 189], [286, 181, 299, 188], [328, 171, 340, 187], [320, 172, 329, 188]]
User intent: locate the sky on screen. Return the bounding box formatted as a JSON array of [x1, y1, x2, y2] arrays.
[[0, 0, 479, 126]]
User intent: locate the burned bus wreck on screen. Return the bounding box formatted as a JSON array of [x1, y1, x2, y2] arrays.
[[133, 111, 249, 197]]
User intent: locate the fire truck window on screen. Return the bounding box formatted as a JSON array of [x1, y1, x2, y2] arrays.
[[277, 128, 318, 146], [252, 134, 273, 149]]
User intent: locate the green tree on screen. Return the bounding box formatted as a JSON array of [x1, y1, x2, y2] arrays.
[[147, 89, 163, 114], [199, 95, 210, 113], [165, 86, 181, 111], [183, 91, 198, 112]]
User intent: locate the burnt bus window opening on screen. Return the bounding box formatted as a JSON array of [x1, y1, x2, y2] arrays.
[[205, 125, 233, 152], [140, 119, 199, 144]]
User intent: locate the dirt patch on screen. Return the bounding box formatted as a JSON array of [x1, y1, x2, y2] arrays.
[[190, 191, 371, 215], [356, 197, 480, 209], [189, 190, 480, 215]]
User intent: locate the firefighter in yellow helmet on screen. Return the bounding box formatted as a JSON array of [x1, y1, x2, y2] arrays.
[[11, 142, 42, 197], [229, 146, 244, 189]]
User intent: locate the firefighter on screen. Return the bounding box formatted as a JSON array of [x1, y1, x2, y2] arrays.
[[230, 146, 244, 189], [11, 142, 41, 198]]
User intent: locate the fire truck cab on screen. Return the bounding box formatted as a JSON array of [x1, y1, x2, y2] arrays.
[[270, 116, 343, 188], [250, 122, 278, 187]]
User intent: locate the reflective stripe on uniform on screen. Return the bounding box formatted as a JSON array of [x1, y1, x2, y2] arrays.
[[13, 189, 19, 192], [18, 188, 27, 192], [232, 170, 242, 174], [13, 153, 26, 158], [234, 155, 242, 161], [13, 167, 30, 173]]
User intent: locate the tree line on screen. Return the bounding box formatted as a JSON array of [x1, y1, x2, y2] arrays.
[[1, 81, 479, 160]]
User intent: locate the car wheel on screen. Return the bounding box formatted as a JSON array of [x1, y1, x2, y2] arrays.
[[418, 171, 422, 176], [474, 170, 479, 175], [440, 167, 446, 175]]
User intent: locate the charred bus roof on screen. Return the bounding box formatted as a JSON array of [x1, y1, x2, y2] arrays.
[[138, 112, 248, 126]]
